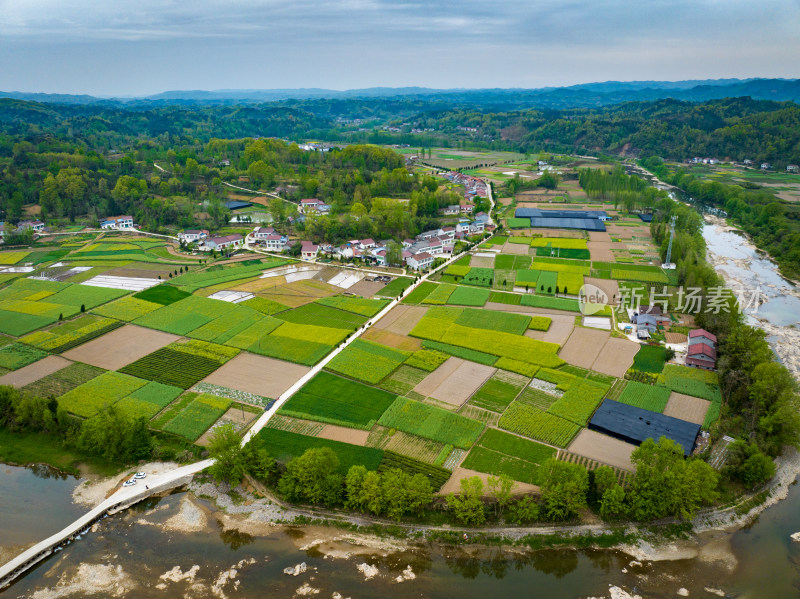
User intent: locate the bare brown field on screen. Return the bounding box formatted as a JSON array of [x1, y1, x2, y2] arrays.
[[558, 327, 610, 369], [665, 332, 688, 344], [0, 355, 72, 388], [500, 242, 532, 255], [498, 196, 514, 206], [583, 277, 620, 305], [202, 352, 309, 398], [524, 313, 575, 345], [232, 275, 287, 292], [591, 337, 639, 377], [470, 255, 495, 268], [438, 466, 539, 497], [664, 392, 710, 425], [428, 361, 496, 407], [587, 241, 615, 262], [373, 304, 427, 335], [413, 357, 464, 397], [360, 328, 421, 351], [568, 429, 634, 471], [63, 325, 179, 370], [317, 424, 370, 446], [196, 407, 258, 446], [588, 231, 612, 243], [346, 279, 387, 297]]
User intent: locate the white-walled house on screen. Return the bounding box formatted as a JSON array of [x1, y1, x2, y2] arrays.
[[407, 251, 434, 271], [100, 216, 134, 230], [200, 234, 244, 251], [178, 229, 209, 243]]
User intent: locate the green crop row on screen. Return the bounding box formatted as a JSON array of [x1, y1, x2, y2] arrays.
[[446, 286, 490, 306], [454, 307, 530, 335], [404, 348, 449, 371], [316, 296, 389, 317], [326, 339, 409, 384], [499, 401, 580, 447], [378, 451, 451, 490], [528, 316, 552, 331], [119, 347, 224, 389], [58, 371, 148, 418], [254, 428, 384, 474], [616, 380, 671, 413], [547, 381, 607, 426], [93, 297, 162, 321], [274, 302, 368, 330], [378, 397, 484, 449], [469, 370, 529, 412], [422, 283, 457, 305], [162, 394, 232, 441]]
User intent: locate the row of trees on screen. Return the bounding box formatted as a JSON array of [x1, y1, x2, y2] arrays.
[[643, 156, 800, 280], [648, 191, 799, 485], [0, 386, 154, 464], [209, 426, 721, 526]]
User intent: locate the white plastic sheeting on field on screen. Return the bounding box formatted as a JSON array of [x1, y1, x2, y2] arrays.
[[207, 290, 255, 303], [80, 275, 160, 291]]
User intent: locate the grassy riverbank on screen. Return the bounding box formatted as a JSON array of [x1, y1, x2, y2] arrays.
[[0, 428, 122, 477]]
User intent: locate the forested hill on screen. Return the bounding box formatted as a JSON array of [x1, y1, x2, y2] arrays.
[[1, 95, 799, 167], [419, 97, 800, 167]]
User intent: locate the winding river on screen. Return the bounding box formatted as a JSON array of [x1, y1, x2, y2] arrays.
[[2, 221, 800, 598]]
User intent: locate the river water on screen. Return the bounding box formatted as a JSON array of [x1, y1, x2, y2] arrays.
[[3, 223, 800, 598]]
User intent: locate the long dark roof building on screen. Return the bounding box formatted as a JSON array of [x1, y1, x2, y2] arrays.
[[514, 207, 609, 232], [588, 399, 700, 456]]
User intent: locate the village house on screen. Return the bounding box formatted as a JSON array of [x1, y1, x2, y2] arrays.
[[301, 241, 320, 260], [200, 234, 244, 252], [787, 165, 799, 173], [686, 329, 717, 370], [100, 215, 135, 230], [407, 251, 434, 271], [17, 220, 45, 233], [761, 163, 771, 170], [299, 198, 331, 214], [178, 229, 209, 243], [441, 205, 460, 216]]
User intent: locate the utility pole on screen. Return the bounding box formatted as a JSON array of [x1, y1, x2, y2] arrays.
[[663, 216, 677, 269]]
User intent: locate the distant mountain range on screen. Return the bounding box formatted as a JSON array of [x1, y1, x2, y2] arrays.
[[1, 78, 798, 109]]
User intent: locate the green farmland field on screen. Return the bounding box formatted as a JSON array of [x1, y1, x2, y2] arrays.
[[280, 371, 397, 429]]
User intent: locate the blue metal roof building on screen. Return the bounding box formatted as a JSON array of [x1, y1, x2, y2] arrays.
[[588, 399, 700, 456], [514, 208, 609, 231]]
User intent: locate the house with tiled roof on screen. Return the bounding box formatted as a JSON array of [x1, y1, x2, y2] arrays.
[[686, 329, 717, 370]]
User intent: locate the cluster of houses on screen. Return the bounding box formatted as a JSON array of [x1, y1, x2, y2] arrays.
[[403, 213, 491, 271], [315, 238, 384, 265], [0, 220, 46, 241], [630, 306, 717, 370], [739, 160, 797, 172], [441, 171, 489, 201]]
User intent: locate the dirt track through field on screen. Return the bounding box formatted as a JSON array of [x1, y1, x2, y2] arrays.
[[591, 337, 640, 377], [0, 355, 72, 388], [568, 429, 634, 471], [202, 352, 310, 398], [663, 392, 710, 425], [559, 327, 610, 369], [62, 324, 179, 370]]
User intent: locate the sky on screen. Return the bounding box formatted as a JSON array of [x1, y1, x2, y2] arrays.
[[1, 0, 799, 96]]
